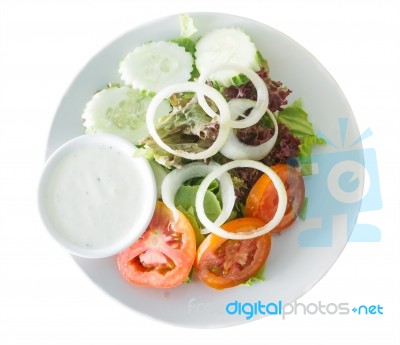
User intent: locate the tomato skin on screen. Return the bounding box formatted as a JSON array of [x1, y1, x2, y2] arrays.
[[117, 201, 196, 288], [245, 164, 305, 233], [194, 218, 271, 290]]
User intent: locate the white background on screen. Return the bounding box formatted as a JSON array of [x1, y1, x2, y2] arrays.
[[0, 0, 399, 343]]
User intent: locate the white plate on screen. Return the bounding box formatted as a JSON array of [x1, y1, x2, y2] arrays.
[[45, 12, 363, 328]]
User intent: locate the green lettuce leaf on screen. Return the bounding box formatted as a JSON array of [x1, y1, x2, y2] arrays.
[[140, 103, 219, 168], [171, 37, 196, 56], [175, 185, 221, 226], [241, 265, 266, 286], [299, 196, 309, 220], [179, 14, 198, 38], [170, 37, 199, 79], [277, 99, 326, 175], [176, 205, 205, 247], [175, 180, 224, 247], [298, 135, 326, 175]]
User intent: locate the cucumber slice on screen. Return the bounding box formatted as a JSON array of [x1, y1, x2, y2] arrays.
[[195, 27, 264, 86], [119, 41, 193, 93], [82, 85, 171, 144]]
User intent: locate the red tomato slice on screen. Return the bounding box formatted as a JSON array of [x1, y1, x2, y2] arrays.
[[245, 164, 305, 232], [117, 201, 196, 288], [194, 218, 271, 289]]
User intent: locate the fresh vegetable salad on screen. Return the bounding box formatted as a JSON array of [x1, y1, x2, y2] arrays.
[[81, 14, 324, 289]]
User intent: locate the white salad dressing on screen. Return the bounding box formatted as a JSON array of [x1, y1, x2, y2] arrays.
[[41, 136, 155, 253]]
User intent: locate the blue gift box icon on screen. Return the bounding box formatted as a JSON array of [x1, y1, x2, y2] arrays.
[[297, 121, 382, 247]]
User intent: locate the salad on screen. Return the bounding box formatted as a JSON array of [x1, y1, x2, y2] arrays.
[[81, 14, 324, 290]]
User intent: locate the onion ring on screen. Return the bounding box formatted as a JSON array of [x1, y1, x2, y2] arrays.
[[197, 63, 269, 129], [146, 82, 231, 160], [196, 160, 287, 239], [161, 162, 235, 224], [220, 100, 278, 160]]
